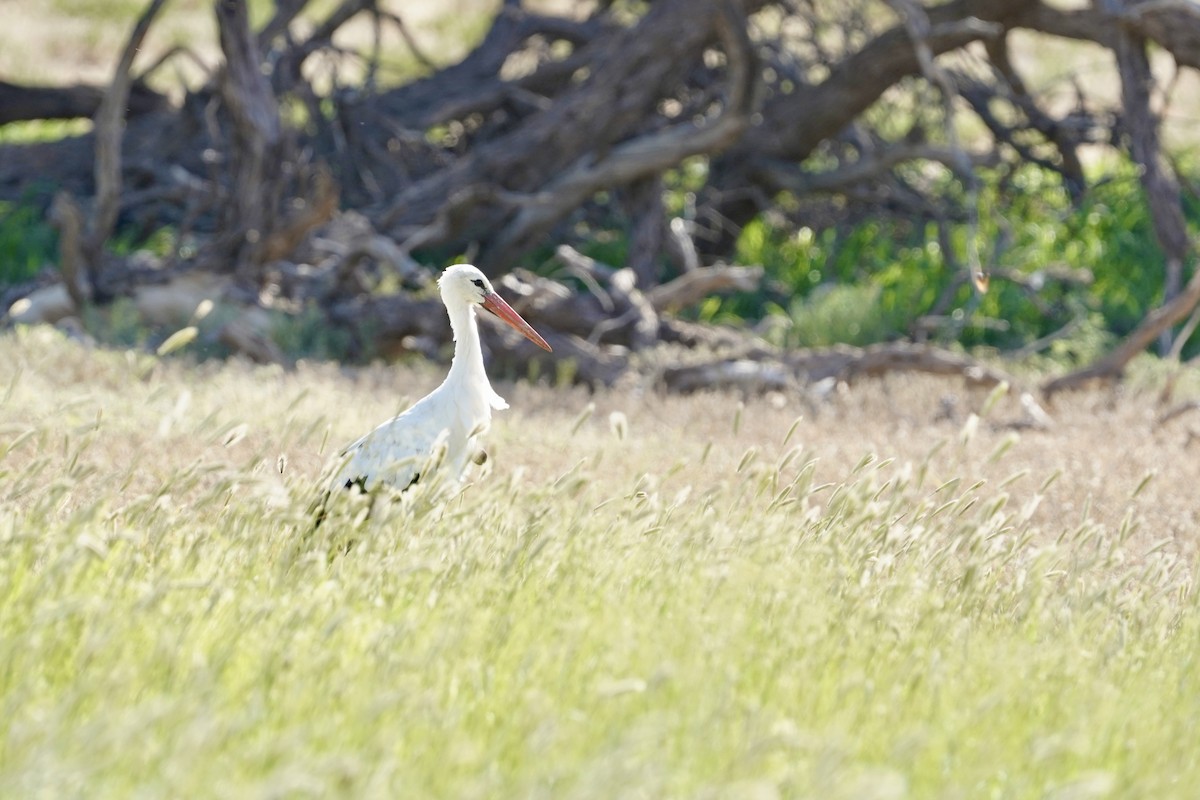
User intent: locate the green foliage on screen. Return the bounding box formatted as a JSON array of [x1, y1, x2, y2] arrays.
[[0, 192, 179, 290], [79, 297, 155, 350], [271, 303, 361, 362], [715, 159, 1200, 361], [0, 201, 58, 285], [769, 284, 892, 348], [1036, 312, 1119, 369], [110, 224, 177, 259], [575, 230, 630, 270], [723, 215, 942, 345]]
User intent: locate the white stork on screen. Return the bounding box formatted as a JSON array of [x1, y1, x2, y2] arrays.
[[326, 264, 552, 501]]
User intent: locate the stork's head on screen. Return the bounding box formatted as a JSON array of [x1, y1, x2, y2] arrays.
[[438, 264, 494, 308], [438, 264, 552, 352]]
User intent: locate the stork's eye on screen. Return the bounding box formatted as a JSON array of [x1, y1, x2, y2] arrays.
[[471, 279, 485, 289]]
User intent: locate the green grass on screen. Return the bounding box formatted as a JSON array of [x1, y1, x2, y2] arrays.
[[0, 119, 92, 145], [1, 328, 1198, 797]]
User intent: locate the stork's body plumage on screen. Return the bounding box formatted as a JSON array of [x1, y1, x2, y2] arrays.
[[329, 264, 551, 496]]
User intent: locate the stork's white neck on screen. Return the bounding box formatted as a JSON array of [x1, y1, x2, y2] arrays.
[[441, 296, 508, 412], [445, 300, 486, 385]]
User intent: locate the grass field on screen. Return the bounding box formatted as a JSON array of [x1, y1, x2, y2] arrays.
[[1, 326, 1198, 798], [4, 2, 1200, 795]]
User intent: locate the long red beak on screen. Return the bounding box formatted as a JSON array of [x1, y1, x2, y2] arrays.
[[482, 292, 553, 352]]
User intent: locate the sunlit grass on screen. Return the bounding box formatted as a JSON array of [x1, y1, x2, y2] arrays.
[[0, 327, 1198, 797], [0, 118, 92, 145]]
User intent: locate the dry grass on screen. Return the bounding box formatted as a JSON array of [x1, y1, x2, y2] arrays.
[[10, 325, 1200, 559], [0, 1, 580, 88], [2, 327, 1198, 797]]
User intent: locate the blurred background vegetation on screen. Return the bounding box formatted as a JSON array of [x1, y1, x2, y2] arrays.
[[1, 0, 1198, 374]]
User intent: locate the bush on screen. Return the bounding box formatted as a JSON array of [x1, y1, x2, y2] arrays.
[[713, 159, 1200, 360], [0, 200, 57, 285]]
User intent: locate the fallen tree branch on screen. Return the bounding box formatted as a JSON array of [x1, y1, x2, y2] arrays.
[[790, 341, 1017, 387], [489, 110, 758, 267], [751, 144, 997, 197], [658, 359, 795, 394], [1041, 261, 1200, 399], [0, 80, 166, 125], [1041, 0, 1196, 399], [374, 0, 762, 270], [708, 0, 1026, 247], [666, 217, 702, 274], [550, 246, 657, 348], [1014, 1, 1200, 71], [661, 341, 1020, 392], [482, 322, 630, 387], [1005, 314, 1086, 360], [645, 263, 764, 312]]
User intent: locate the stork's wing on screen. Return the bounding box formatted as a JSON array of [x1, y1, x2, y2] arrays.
[[329, 403, 454, 493]]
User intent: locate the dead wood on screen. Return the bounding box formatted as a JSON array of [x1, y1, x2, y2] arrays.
[[217, 307, 286, 364], [481, 321, 629, 388], [624, 176, 668, 288], [1040, 0, 1197, 399], [258, 167, 340, 264], [658, 359, 796, 394], [84, 0, 170, 280], [213, 0, 288, 281], [376, 0, 760, 271], [706, 0, 1031, 249], [659, 341, 1021, 396], [550, 246, 657, 348], [0, 80, 166, 125], [792, 342, 1015, 387], [646, 264, 763, 313], [1104, 0, 1191, 337], [122, 0, 344, 292], [365, 3, 608, 132], [657, 317, 774, 355], [1018, 1, 1200, 69], [1156, 399, 1200, 428], [50, 193, 88, 310], [4, 0, 1200, 401], [497, 266, 617, 342], [1040, 265, 1200, 399], [324, 293, 446, 361]]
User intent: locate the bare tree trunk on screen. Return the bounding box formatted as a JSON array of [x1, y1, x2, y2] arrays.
[[1040, 0, 1197, 397], [1101, 0, 1191, 353], [624, 176, 666, 287], [81, 0, 170, 296], [214, 0, 287, 284]]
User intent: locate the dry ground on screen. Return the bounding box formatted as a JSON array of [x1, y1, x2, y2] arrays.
[[3, 0, 1198, 568], [7, 324, 1198, 569], [298, 358, 1200, 566]]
